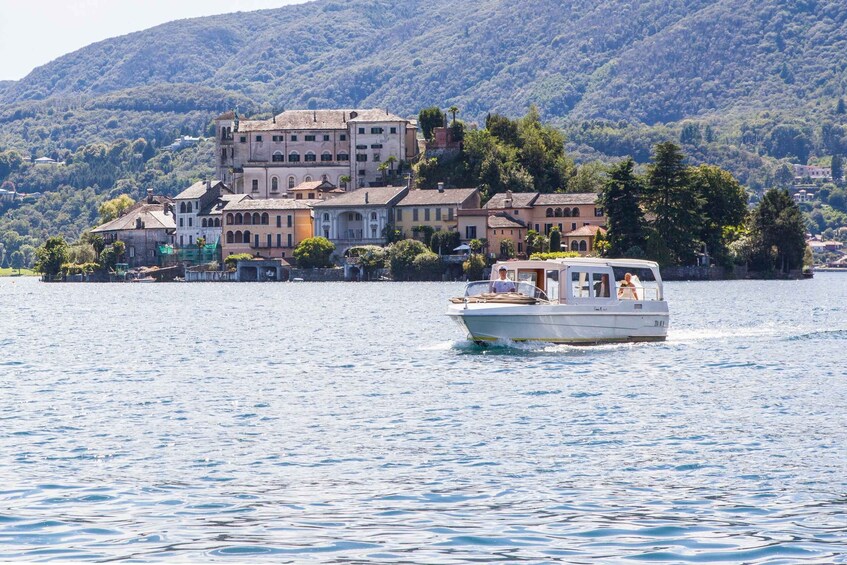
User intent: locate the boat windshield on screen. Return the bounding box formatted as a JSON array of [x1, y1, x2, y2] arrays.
[[463, 280, 549, 301]]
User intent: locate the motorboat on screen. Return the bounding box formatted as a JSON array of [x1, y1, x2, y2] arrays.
[[447, 258, 669, 344]]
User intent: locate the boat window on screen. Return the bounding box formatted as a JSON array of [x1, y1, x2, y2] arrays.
[[611, 266, 660, 300], [546, 269, 560, 302], [570, 270, 592, 299], [518, 269, 545, 294], [592, 272, 612, 298]]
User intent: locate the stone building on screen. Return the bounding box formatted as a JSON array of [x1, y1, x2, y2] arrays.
[[221, 198, 317, 261], [91, 189, 175, 267], [392, 185, 480, 238]]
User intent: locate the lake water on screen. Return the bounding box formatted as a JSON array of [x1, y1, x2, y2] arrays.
[[1, 275, 845, 563]]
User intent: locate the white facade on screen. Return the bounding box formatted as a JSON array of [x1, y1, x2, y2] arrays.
[[314, 207, 390, 243]]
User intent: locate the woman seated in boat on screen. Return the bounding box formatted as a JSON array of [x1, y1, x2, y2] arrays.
[[491, 266, 517, 293], [617, 272, 638, 300]]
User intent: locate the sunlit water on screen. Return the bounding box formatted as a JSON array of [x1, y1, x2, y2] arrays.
[[1, 275, 845, 563]]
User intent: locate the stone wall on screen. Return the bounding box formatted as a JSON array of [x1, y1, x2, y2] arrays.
[[289, 267, 345, 281]]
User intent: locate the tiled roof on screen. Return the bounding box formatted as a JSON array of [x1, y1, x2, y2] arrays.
[[291, 179, 338, 193], [312, 186, 409, 208], [199, 194, 250, 216], [396, 187, 478, 206], [91, 197, 175, 233], [174, 180, 231, 200], [223, 198, 316, 211], [564, 225, 606, 237], [488, 212, 527, 229], [216, 110, 235, 120], [533, 192, 598, 206], [236, 109, 409, 133], [484, 191, 538, 209]]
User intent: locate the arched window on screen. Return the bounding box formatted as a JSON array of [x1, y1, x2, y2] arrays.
[[226, 213, 234, 224], [305, 152, 316, 162], [337, 152, 349, 161], [226, 231, 234, 244], [271, 177, 279, 192], [555, 208, 562, 217], [187, 202, 193, 213], [288, 151, 300, 162], [546, 208, 553, 217], [243, 230, 251, 244], [563, 208, 571, 217], [321, 151, 332, 162], [214, 218, 220, 227], [234, 213, 243, 224], [243, 213, 251, 225], [252, 212, 261, 225], [579, 240, 587, 251], [201, 218, 207, 227], [261, 212, 269, 225], [571, 241, 579, 251], [288, 176, 296, 189], [572, 207, 580, 217], [323, 213, 330, 222], [304, 176, 312, 183], [370, 212, 377, 221], [272, 151, 284, 162], [180, 202, 187, 213], [234, 230, 242, 243]]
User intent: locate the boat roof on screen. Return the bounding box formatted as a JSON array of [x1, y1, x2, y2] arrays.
[[495, 257, 661, 270]]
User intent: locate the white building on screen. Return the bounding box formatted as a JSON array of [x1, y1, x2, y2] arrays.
[[173, 179, 249, 248], [215, 109, 418, 196]]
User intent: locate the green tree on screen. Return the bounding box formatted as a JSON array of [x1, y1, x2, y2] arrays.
[[689, 164, 748, 266], [600, 157, 647, 257], [832, 154, 844, 183], [549, 227, 562, 252], [412, 251, 442, 280], [524, 230, 543, 255], [837, 98, 846, 115], [751, 189, 807, 273], [346, 245, 386, 280], [774, 162, 795, 187], [499, 238, 516, 259], [339, 174, 351, 189], [10, 250, 24, 274], [112, 240, 126, 262], [89, 234, 106, 261], [293, 236, 335, 268], [463, 253, 486, 280], [388, 239, 430, 281], [418, 106, 445, 140], [35, 236, 69, 280], [644, 142, 704, 265], [429, 229, 460, 254], [680, 122, 702, 146], [378, 161, 389, 185], [568, 161, 607, 193], [448, 105, 459, 126], [469, 238, 484, 253], [98, 194, 135, 223]]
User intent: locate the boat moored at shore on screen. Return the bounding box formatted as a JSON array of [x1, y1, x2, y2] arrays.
[[447, 258, 669, 344]]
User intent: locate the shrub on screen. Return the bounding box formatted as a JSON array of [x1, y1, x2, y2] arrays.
[[529, 251, 581, 260], [293, 236, 335, 268], [413, 251, 442, 280], [224, 252, 254, 271], [388, 239, 430, 280], [463, 253, 486, 280]]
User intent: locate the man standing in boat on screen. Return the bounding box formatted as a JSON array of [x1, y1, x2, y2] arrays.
[[491, 266, 517, 293]]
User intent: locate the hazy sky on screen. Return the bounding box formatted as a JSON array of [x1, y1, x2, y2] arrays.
[[0, 0, 306, 81]]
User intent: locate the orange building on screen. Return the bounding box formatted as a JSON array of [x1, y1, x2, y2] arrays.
[[222, 199, 315, 261]]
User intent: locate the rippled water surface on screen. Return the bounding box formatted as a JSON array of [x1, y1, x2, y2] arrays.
[[1, 275, 846, 562]]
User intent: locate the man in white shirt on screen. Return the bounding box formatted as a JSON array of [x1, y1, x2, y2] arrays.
[[491, 266, 516, 293]]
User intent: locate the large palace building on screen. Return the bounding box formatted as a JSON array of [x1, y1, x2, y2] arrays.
[[215, 109, 418, 196]]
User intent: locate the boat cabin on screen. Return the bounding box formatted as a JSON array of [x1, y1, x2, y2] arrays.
[[491, 258, 664, 304]]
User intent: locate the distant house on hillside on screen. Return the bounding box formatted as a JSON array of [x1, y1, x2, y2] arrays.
[[793, 164, 830, 180], [164, 136, 202, 151]]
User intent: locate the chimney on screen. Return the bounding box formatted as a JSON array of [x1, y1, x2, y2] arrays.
[[437, 182, 444, 193], [313, 110, 317, 122], [146, 188, 154, 204], [365, 192, 369, 204], [206, 178, 211, 190]]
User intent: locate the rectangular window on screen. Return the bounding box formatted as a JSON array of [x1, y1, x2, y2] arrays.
[[340, 134, 347, 141], [370, 144, 383, 149], [448, 208, 454, 220], [290, 135, 298, 141], [239, 136, 246, 143], [323, 134, 330, 141], [252, 179, 259, 192], [277, 233, 281, 247], [272, 153, 284, 162], [305, 153, 316, 162], [256, 135, 263, 142], [435, 208, 441, 221], [358, 169, 366, 176], [188, 217, 192, 227], [254, 234, 259, 248], [413, 208, 419, 221], [390, 127, 397, 134], [595, 207, 604, 217], [189, 236, 192, 245], [276, 215, 281, 228], [371, 127, 383, 134], [287, 215, 293, 228], [356, 154, 367, 162], [545, 223, 552, 234], [287, 233, 293, 247], [356, 144, 368, 150], [179, 218, 184, 227], [518, 242, 523, 253], [373, 153, 380, 162], [272, 135, 283, 142], [396, 209, 403, 221], [180, 235, 184, 246], [466, 226, 476, 239], [572, 223, 577, 231], [424, 208, 430, 221], [305, 135, 315, 141], [535, 224, 540, 232], [267, 234, 272, 248], [358, 127, 365, 134], [321, 153, 332, 161], [337, 154, 349, 161]]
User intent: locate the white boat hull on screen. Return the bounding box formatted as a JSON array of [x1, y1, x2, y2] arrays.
[[447, 302, 669, 344]]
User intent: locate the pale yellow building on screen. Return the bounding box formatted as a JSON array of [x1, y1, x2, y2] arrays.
[[393, 186, 480, 237], [221, 199, 316, 261]]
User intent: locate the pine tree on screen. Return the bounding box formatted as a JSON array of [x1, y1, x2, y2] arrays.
[[600, 157, 646, 257], [752, 189, 807, 273], [831, 154, 844, 183], [643, 142, 704, 265]]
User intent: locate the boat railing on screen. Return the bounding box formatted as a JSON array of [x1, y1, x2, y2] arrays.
[[462, 280, 549, 302]]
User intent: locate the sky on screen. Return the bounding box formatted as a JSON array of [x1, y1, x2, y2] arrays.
[[0, 0, 306, 81]]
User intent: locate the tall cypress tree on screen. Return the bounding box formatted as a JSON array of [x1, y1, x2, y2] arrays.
[[644, 142, 704, 265], [600, 157, 646, 257], [752, 189, 807, 273], [832, 154, 844, 183]]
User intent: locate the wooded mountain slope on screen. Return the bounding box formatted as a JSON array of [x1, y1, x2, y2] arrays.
[[2, 0, 846, 126]]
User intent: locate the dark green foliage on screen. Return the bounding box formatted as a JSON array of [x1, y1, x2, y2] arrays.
[[9, 250, 23, 272], [838, 98, 846, 115], [600, 158, 646, 257], [429, 230, 460, 254], [750, 189, 807, 273], [689, 165, 748, 266], [388, 239, 433, 281], [34, 236, 69, 280], [549, 228, 561, 252], [644, 142, 704, 265], [832, 154, 844, 182], [499, 238, 516, 259], [419, 106, 445, 140], [293, 236, 335, 268], [224, 252, 255, 271], [463, 253, 486, 279]]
